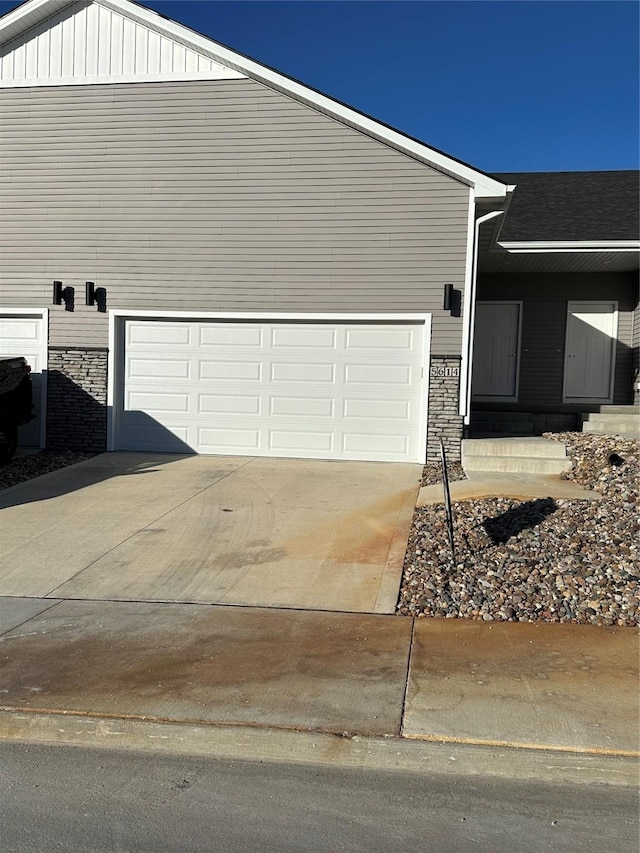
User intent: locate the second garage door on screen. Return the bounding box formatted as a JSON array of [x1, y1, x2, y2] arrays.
[[115, 318, 428, 463], [0, 312, 47, 448]]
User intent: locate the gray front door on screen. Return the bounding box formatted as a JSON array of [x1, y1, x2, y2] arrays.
[[563, 301, 617, 402], [472, 302, 520, 400]]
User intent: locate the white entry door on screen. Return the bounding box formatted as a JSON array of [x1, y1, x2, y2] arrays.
[[471, 302, 521, 400], [563, 301, 617, 402], [115, 318, 428, 463]]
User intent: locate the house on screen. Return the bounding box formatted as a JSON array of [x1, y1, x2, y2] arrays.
[[473, 170, 639, 436], [0, 0, 637, 465]]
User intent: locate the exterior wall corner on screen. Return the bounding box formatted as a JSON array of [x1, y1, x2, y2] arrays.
[[426, 355, 463, 462], [46, 348, 108, 452]]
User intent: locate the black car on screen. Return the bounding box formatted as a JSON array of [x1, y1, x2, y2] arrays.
[[0, 357, 35, 464]]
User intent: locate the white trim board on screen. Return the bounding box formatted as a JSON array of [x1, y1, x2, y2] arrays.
[[0, 0, 509, 201], [459, 206, 504, 420]]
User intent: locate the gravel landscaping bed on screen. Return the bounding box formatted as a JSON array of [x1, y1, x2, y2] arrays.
[[0, 450, 96, 490], [398, 433, 639, 626]]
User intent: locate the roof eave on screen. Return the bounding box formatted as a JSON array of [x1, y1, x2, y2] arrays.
[[498, 240, 640, 253]]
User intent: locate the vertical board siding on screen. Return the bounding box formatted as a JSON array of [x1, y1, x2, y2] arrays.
[[477, 272, 637, 405], [0, 1, 243, 84], [0, 78, 470, 352]]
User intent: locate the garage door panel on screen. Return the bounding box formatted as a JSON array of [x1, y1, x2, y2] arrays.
[[272, 326, 336, 348], [270, 396, 334, 417], [343, 432, 409, 455], [127, 391, 190, 413], [128, 322, 191, 346], [198, 426, 260, 451], [343, 398, 411, 419], [127, 358, 191, 380], [200, 325, 263, 347], [199, 394, 261, 415], [118, 319, 427, 463], [346, 327, 416, 350], [125, 416, 190, 450], [269, 429, 334, 453], [200, 361, 262, 381], [271, 362, 335, 383], [345, 363, 414, 385]]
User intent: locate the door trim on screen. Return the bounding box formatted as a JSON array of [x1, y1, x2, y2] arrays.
[[472, 300, 522, 403], [107, 310, 432, 462], [562, 301, 618, 404]]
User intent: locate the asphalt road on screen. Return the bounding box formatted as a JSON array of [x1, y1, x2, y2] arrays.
[[1, 741, 637, 853]]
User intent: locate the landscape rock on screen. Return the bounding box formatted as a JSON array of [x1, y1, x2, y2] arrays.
[[398, 434, 639, 626]]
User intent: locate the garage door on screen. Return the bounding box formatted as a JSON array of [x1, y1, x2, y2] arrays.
[[116, 319, 427, 463], [0, 312, 47, 447]]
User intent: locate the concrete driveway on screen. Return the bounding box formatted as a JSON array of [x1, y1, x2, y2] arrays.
[[0, 453, 421, 613]]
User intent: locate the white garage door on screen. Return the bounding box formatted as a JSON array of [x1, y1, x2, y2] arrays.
[[0, 312, 47, 447], [116, 319, 427, 463]]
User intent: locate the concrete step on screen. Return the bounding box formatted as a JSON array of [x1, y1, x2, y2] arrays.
[[461, 456, 572, 475], [463, 438, 568, 458], [582, 411, 639, 437], [461, 437, 571, 476], [593, 405, 640, 415]]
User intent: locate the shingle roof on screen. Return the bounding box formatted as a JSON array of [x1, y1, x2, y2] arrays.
[[492, 171, 639, 242]]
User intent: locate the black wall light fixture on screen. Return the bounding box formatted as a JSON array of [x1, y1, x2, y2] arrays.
[[52, 280, 74, 311], [443, 283, 453, 311], [85, 281, 107, 312], [443, 282, 461, 318]]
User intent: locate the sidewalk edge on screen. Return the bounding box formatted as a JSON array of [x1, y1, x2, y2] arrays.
[[1, 711, 637, 787]]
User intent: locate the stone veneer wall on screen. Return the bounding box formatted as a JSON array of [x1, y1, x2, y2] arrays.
[[47, 348, 108, 452], [427, 355, 463, 463]]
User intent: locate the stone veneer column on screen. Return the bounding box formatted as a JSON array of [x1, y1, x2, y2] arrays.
[[46, 348, 108, 452], [426, 355, 463, 463]]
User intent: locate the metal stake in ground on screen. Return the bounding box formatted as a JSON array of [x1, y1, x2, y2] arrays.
[[440, 439, 456, 566]]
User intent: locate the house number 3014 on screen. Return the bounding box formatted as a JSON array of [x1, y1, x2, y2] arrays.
[[430, 365, 460, 378]]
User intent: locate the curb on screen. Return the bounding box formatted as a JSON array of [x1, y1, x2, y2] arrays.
[[1, 711, 637, 788]]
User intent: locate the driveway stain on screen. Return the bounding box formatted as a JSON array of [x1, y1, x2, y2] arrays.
[[0, 602, 411, 736]]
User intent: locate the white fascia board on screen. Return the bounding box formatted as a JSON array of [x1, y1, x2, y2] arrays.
[[0, 0, 69, 42], [0, 0, 508, 200], [499, 240, 640, 253]]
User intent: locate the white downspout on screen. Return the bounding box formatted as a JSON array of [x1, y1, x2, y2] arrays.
[[459, 208, 505, 422]]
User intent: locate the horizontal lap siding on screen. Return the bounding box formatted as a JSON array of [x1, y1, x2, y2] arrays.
[[0, 79, 470, 352], [478, 272, 637, 405]]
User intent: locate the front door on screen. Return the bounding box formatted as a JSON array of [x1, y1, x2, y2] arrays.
[[472, 302, 520, 400], [563, 301, 617, 402]]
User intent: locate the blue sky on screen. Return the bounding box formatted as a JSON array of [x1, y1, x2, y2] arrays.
[[2, 0, 638, 171]]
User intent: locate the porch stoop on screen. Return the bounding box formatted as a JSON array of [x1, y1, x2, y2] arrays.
[[581, 406, 640, 438], [461, 437, 572, 475], [468, 410, 534, 438]]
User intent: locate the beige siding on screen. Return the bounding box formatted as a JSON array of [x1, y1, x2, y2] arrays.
[[478, 272, 637, 406], [0, 79, 470, 353]]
